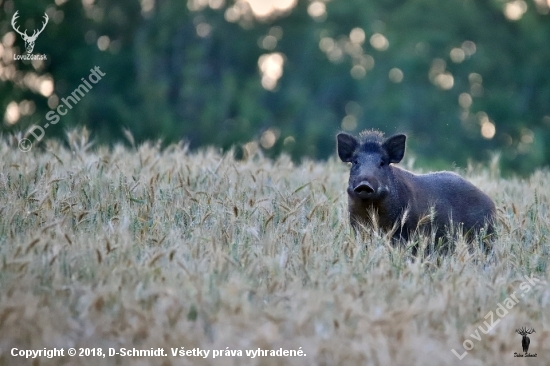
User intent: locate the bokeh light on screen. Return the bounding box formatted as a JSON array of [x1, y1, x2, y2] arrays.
[[388, 68, 403, 83], [258, 53, 285, 90], [4, 102, 20, 125], [260, 128, 280, 148], [308, 2, 326, 20], [245, 0, 297, 19], [504, 0, 528, 20], [349, 28, 365, 44], [369, 33, 389, 51]]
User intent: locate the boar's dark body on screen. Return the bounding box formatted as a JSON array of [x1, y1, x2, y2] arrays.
[[337, 130, 495, 246]]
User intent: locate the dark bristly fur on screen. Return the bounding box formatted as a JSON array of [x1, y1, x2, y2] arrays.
[[337, 129, 495, 253]]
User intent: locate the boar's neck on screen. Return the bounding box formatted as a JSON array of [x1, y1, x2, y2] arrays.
[[388, 166, 419, 225], [376, 165, 412, 229]]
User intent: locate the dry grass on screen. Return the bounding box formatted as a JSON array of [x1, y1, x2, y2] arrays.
[[0, 130, 549, 366]]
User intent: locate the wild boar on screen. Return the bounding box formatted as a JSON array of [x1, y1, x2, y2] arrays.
[[337, 130, 495, 249]]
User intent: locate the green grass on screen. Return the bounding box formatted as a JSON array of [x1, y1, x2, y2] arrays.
[[0, 130, 548, 365]]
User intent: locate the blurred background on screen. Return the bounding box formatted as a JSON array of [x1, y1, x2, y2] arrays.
[[1, 0, 549, 174]]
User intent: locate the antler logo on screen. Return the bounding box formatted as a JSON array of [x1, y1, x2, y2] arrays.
[[515, 327, 535, 353], [11, 11, 49, 54]]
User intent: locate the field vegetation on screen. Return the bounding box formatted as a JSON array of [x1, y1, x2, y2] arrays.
[[0, 130, 549, 365]]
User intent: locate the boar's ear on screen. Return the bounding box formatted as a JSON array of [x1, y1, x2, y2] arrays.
[[383, 134, 406, 163], [336, 132, 358, 162]]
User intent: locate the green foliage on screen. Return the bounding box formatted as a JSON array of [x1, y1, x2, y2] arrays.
[[1, 0, 550, 174]]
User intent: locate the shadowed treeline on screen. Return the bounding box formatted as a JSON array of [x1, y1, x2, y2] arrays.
[[1, 0, 550, 174]]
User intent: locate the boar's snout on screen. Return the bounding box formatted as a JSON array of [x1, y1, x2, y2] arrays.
[[348, 180, 388, 201], [353, 181, 375, 199]]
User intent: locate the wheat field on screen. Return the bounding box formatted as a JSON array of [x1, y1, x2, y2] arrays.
[[0, 130, 549, 366]]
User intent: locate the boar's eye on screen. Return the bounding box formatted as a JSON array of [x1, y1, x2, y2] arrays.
[[379, 160, 385, 167]]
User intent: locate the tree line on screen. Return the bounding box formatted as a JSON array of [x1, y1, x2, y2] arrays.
[[2, 0, 550, 174]]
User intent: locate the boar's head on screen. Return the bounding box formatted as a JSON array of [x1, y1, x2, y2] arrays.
[[337, 130, 406, 202]]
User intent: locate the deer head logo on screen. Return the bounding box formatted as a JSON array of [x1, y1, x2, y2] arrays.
[[11, 11, 49, 54], [515, 327, 535, 353]]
